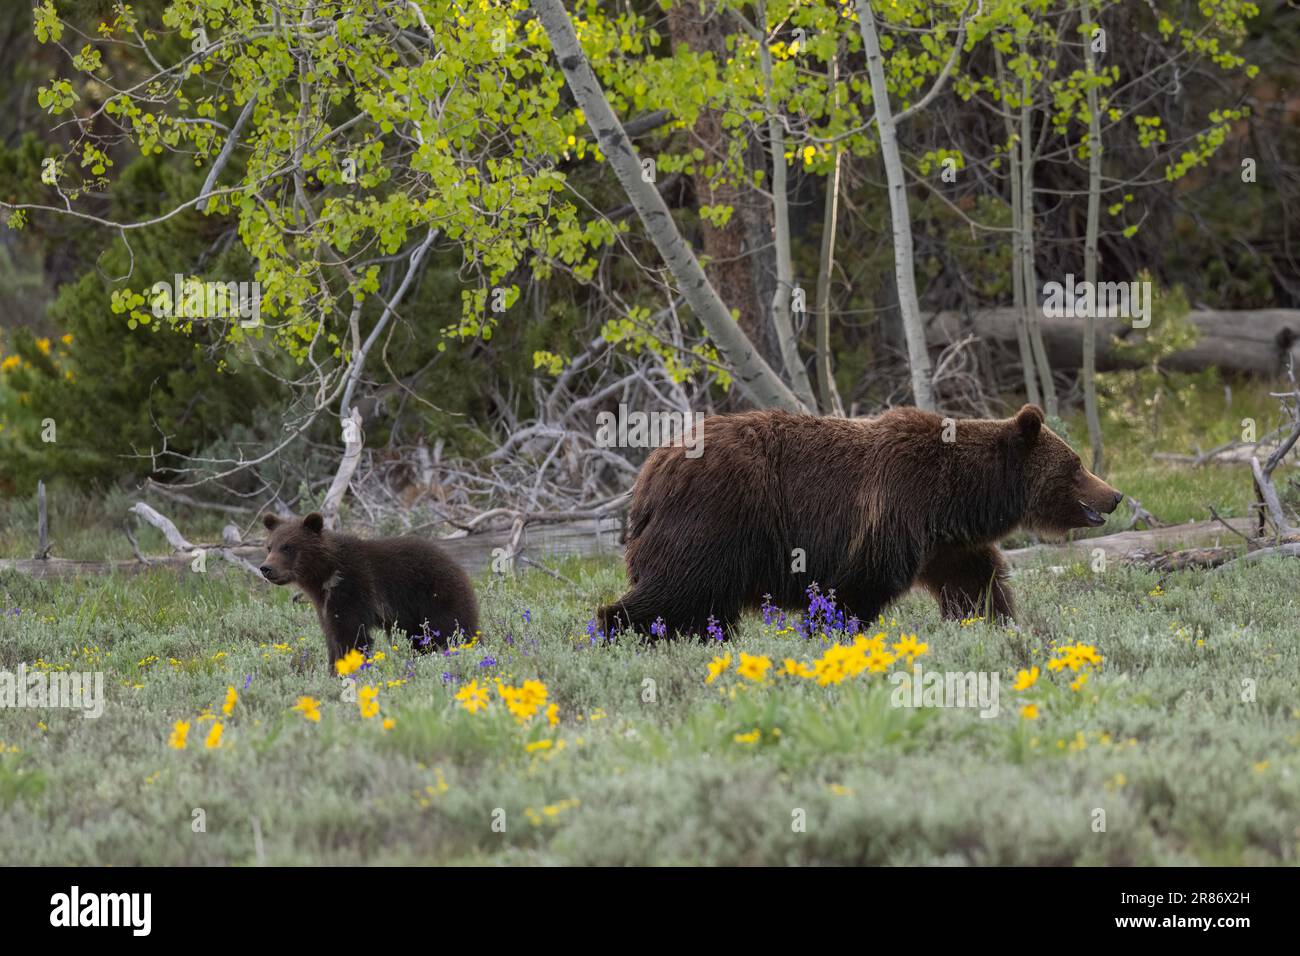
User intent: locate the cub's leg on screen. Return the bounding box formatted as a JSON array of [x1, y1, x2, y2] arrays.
[[916, 544, 1016, 622], [319, 598, 372, 668]]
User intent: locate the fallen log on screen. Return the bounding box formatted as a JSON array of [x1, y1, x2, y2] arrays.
[[1212, 542, 1300, 573], [0, 517, 625, 580], [926, 308, 1300, 378], [1002, 517, 1257, 567], [1125, 546, 1237, 572], [0, 549, 269, 580]]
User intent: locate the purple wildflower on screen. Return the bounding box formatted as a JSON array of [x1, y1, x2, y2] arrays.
[[706, 615, 724, 643]]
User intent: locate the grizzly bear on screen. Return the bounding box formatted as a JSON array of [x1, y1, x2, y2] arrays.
[[260, 513, 479, 667], [597, 405, 1121, 637]]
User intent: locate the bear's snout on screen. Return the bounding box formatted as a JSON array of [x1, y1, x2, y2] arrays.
[[260, 564, 283, 584], [1076, 474, 1123, 527]]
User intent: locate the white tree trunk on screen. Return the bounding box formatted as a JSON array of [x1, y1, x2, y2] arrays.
[[1020, 69, 1056, 415], [853, 0, 935, 410], [532, 0, 806, 412], [996, 51, 1041, 406], [320, 407, 364, 530], [815, 51, 846, 417], [758, 18, 818, 410], [1081, 0, 1105, 471]]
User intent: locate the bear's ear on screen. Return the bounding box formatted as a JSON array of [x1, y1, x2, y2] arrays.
[[302, 512, 325, 534], [263, 513, 282, 532], [1014, 404, 1044, 442]]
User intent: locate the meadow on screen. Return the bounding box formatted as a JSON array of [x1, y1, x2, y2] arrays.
[[1, 379, 1297, 866], [0, 534, 1296, 865]]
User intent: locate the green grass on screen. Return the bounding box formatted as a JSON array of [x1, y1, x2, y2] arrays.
[[1068, 372, 1297, 527], [0, 547, 1296, 865], [0, 391, 1295, 865], [0, 485, 235, 562]]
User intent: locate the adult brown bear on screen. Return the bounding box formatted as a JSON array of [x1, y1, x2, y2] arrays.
[[260, 513, 479, 668], [597, 405, 1121, 638]]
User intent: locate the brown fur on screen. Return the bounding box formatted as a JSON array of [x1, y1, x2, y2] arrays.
[[260, 513, 479, 668], [597, 404, 1121, 637]]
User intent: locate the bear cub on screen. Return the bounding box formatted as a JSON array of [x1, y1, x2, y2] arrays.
[[260, 512, 479, 668]]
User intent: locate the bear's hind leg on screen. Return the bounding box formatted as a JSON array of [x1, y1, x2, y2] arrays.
[[917, 544, 1015, 622], [598, 585, 737, 641], [404, 608, 473, 653]]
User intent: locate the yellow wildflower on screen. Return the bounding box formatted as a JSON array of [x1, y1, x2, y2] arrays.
[[455, 679, 490, 714], [1012, 666, 1039, 691], [736, 653, 772, 682], [781, 657, 813, 678], [864, 648, 895, 673], [854, 632, 888, 654], [293, 696, 322, 722], [812, 645, 850, 686], [892, 633, 928, 664], [358, 685, 380, 719], [1070, 644, 1103, 666], [705, 654, 732, 684], [335, 649, 365, 676]]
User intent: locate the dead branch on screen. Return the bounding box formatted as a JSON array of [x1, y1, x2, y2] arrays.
[[127, 502, 264, 578], [1207, 505, 1254, 545], [1251, 455, 1297, 536], [1122, 496, 1164, 531], [1212, 542, 1300, 573], [144, 480, 255, 515], [320, 407, 364, 530], [1125, 546, 1236, 572]]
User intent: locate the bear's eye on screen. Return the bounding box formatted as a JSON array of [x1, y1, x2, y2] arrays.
[[281, 544, 294, 556]]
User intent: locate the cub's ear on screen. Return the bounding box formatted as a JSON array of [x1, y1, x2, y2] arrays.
[[263, 513, 282, 531], [1014, 404, 1044, 442], [302, 512, 325, 533]]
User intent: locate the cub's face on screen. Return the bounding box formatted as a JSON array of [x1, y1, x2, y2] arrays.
[[1013, 405, 1123, 535], [260, 512, 325, 586]]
